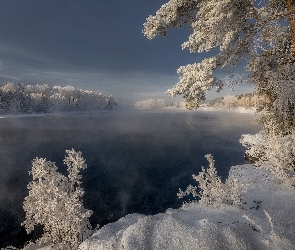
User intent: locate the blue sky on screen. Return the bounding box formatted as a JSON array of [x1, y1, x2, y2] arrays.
[[0, 0, 254, 102]]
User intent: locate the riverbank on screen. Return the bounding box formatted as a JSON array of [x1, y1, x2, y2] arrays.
[[80, 163, 295, 249]]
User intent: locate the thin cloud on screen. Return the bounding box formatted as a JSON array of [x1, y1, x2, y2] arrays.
[[0, 74, 19, 81]]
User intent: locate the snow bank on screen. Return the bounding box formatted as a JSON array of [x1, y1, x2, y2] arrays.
[[80, 164, 295, 250]]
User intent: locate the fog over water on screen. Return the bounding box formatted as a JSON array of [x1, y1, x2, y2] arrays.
[[0, 109, 261, 247]]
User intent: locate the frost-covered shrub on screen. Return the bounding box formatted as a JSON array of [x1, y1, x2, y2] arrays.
[[265, 135, 295, 172], [22, 149, 94, 249], [178, 154, 242, 207], [240, 132, 295, 186], [240, 132, 267, 162], [243, 211, 294, 249]]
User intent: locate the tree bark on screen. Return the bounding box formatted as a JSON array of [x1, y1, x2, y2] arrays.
[[287, 0, 295, 57]]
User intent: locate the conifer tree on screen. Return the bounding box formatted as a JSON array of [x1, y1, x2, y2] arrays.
[[143, 0, 295, 134], [144, 1, 295, 182]]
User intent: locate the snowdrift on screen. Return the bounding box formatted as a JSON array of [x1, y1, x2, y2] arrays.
[[80, 164, 295, 250]]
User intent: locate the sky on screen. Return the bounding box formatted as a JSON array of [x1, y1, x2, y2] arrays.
[[0, 0, 254, 103]]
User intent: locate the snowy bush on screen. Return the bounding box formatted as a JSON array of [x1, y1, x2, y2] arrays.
[[22, 149, 94, 249], [240, 132, 267, 162], [242, 210, 294, 250], [265, 135, 295, 177], [240, 132, 295, 186], [178, 154, 242, 207]]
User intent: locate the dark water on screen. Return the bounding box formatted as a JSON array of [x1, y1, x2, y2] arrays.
[[0, 109, 261, 248]]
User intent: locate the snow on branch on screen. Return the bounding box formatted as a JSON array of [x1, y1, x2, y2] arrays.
[[167, 57, 223, 109], [182, 0, 253, 54], [143, 0, 198, 39]]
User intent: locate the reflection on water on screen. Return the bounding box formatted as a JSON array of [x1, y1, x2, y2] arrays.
[[0, 109, 261, 248]]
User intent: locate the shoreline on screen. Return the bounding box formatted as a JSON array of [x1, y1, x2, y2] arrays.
[[80, 163, 295, 249]]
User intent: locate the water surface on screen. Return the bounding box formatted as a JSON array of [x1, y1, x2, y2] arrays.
[[0, 109, 261, 247]]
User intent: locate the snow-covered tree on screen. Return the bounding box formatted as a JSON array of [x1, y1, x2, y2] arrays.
[[144, 0, 295, 183], [143, 1, 295, 114], [133, 99, 166, 109], [22, 149, 94, 249]]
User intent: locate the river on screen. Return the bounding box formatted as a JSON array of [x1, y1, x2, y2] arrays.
[[0, 109, 261, 248]]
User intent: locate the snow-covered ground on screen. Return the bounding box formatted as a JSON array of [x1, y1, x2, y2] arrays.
[[80, 164, 295, 250]]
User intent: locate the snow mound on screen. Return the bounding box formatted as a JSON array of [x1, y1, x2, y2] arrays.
[[80, 164, 295, 250]]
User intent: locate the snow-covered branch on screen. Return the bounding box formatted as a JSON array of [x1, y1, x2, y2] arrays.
[[143, 0, 198, 39]]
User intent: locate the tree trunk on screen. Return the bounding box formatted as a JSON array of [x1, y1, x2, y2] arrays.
[[287, 0, 295, 57]]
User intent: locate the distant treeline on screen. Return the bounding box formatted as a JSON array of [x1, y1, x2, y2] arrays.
[[133, 99, 166, 109], [0, 82, 116, 114], [203, 92, 268, 110]]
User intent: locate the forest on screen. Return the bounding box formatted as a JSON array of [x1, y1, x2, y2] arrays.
[[0, 82, 116, 114]]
